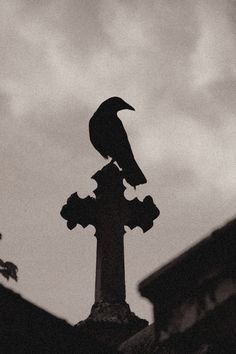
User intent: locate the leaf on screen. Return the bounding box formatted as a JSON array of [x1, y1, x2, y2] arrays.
[[0, 260, 18, 281]]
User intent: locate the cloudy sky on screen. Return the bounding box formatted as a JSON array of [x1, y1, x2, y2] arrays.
[[1, 0, 236, 324]]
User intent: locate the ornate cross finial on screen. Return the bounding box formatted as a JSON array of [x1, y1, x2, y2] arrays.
[[61, 163, 159, 326]]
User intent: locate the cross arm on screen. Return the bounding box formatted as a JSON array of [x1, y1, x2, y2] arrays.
[[126, 196, 160, 233], [60, 192, 96, 230]]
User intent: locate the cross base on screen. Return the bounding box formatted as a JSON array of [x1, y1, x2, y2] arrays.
[[75, 301, 148, 349], [78, 300, 148, 326]]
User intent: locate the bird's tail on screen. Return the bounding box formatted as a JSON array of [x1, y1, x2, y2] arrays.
[[121, 158, 147, 188]]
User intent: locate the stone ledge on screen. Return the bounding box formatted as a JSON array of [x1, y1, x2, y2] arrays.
[[75, 301, 148, 350]]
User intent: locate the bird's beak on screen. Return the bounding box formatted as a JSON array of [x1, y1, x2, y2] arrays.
[[124, 103, 135, 111]]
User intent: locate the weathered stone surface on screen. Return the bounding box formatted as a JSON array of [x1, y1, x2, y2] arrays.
[[79, 301, 148, 326], [139, 218, 236, 353]]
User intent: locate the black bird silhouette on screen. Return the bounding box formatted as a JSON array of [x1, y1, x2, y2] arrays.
[[89, 97, 147, 187]]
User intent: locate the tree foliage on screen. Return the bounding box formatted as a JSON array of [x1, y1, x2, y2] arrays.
[[0, 233, 18, 281]]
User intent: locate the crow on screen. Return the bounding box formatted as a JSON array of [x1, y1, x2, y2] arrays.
[[89, 97, 147, 187]]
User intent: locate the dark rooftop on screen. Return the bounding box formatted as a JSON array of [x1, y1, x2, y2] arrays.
[[139, 218, 236, 305]]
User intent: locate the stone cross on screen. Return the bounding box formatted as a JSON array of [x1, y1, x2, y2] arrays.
[[60, 163, 159, 324]]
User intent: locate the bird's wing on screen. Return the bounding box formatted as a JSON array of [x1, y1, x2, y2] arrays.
[[110, 119, 147, 186], [106, 117, 134, 163], [89, 116, 109, 159]]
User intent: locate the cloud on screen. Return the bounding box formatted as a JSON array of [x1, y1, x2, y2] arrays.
[[1, 0, 236, 323], [192, 0, 236, 86]]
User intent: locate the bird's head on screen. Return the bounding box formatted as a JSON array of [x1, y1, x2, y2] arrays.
[[97, 97, 135, 114]]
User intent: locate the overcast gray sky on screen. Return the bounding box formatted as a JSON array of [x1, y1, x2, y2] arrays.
[[1, 0, 236, 324]]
